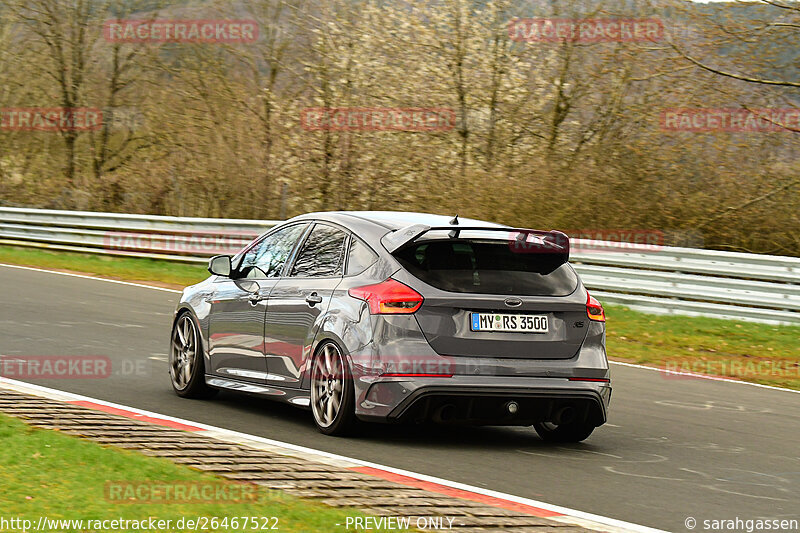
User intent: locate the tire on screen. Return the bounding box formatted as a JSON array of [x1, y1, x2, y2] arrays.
[[310, 341, 358, 436], [169, 312, 217, 399], [533, 420, 595, 443]]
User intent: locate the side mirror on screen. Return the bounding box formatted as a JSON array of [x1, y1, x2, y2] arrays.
[[235, 279, 260, 293], [208, 255, 232, 277]]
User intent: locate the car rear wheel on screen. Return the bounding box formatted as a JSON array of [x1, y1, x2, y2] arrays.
[[533, 420, 595, 443], [310, 342, 357, 436], [170, 312, 217, 399]]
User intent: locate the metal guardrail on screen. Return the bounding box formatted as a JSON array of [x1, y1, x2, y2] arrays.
[[0, 207, 275, 262], [0, 207, 798, 325]]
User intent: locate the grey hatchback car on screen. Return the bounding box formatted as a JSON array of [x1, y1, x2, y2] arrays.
[[169, 211, 611, 441]]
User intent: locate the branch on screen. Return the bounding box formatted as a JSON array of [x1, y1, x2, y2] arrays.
[[695, 178, 800, 229], [670, 42, 800, 87]]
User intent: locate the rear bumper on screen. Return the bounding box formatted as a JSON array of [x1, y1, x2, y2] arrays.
[[355, 375, 610, 426]]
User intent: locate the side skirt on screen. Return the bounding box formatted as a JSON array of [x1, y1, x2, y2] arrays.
[[205, 375, 311, 409]]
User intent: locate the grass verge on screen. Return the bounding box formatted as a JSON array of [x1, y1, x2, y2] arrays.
[[1, 244, 798, 390], [0, 244, 208, 289], [0, 412, 401, 532], [605, 305, 800, 390]]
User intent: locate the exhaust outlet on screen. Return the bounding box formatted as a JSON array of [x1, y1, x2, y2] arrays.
[[504, 401, 519, 415], [552, 406, 575, 426], [432, 404, 456, 423]]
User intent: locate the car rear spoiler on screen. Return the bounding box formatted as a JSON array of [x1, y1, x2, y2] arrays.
[[381, 224, 570, 258]]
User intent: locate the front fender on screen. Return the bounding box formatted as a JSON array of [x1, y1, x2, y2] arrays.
[[172, 279, 215, 365]]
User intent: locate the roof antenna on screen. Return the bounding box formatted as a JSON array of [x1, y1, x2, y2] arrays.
[[448, 214, 460, 238]]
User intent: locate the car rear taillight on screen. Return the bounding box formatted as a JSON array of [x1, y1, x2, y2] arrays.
[[586, 293, 606, 322], [348, 279, 423, 314]]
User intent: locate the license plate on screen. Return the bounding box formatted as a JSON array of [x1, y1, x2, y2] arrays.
[[470, 313, 549, 333]]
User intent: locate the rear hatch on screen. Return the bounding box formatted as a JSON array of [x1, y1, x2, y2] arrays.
[[392, 235, 588, 359]]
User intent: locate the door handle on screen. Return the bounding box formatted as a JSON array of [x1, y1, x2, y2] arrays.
[[248, 292, 268, 306], [305, 293, 323, 306]]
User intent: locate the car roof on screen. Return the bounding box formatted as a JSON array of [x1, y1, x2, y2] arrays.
[[291, 211, 506, 230]]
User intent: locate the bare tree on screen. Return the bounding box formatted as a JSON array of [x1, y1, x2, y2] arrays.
[[11, 0, 110, 197]]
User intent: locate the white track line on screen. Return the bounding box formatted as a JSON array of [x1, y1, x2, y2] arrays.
[[0, 263, 181, 293], [0, 377, 665, 533], [2, 262, 797, 395]]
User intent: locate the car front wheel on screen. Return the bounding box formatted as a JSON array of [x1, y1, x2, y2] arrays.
[[170, 312, 217, 399]]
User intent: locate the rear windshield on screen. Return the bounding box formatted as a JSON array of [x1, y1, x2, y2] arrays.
[[394, 239, 578, 296]]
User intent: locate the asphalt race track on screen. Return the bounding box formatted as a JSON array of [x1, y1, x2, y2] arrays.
[[1, 264, 798, 531]]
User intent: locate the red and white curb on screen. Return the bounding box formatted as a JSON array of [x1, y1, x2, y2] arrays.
[[0, 377, 665, 533]]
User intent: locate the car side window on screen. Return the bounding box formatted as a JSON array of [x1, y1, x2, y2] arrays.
[[346, 236, 378, 276], [239, 223, 308, 279], [290, 224, 347, 277]]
